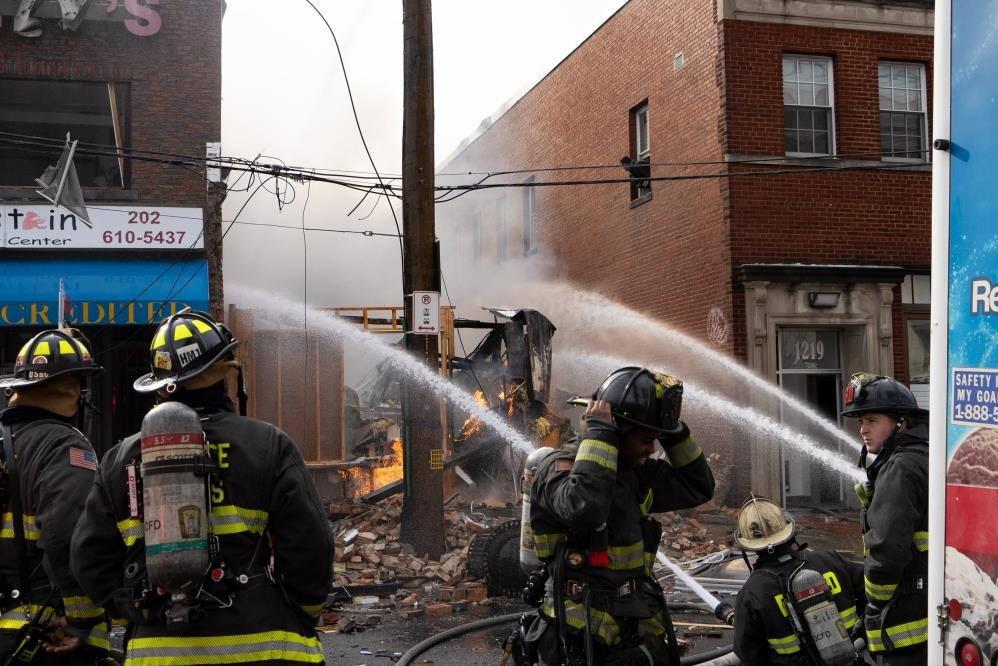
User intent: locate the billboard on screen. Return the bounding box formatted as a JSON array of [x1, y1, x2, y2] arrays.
[[0, 257, 209, 326], [931, 0, 998, 662], [0, 205, 204, 250]]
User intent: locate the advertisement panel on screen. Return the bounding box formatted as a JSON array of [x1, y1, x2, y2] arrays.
[[933, 0, 998, 662], [0, 257, 209, 326], [0, 205, 204, 250]]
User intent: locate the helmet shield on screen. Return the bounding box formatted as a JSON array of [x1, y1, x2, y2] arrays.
[[841, 372, 927, 419], [592, 367, 684, 434], [0, 328, 102, 390], [134, 310, 239, 393]]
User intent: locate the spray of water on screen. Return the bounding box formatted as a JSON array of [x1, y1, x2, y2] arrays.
[[229, 285, 534, 453], [560, 351, 865, 483], [494, 283, 861, 453], [656, 551, 722, 610]]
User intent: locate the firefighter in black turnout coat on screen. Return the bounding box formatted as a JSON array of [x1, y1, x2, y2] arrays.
[[523, 368, 715, 665], [841, 374, 929, 665], [732, 497, 865, 665], [71, 311, 334, 666], [0, 329, 108, 663]]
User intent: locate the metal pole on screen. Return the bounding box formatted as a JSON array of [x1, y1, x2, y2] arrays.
[[400, 0, 445, 558]]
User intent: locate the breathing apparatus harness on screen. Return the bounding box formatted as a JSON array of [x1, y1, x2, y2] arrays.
[[117, 406, 272, 628]]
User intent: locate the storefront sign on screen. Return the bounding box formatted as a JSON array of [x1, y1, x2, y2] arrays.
[[0, 257, 209, 326], [0, 205, 204, 250], [0, 0, 162, 37]]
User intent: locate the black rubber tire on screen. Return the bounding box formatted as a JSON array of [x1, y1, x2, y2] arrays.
[[484, 519, 528, 599], [466, 533, 490, 580]]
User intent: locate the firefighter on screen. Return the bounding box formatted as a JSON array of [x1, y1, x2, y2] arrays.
[[70, 310, 334, 666], [0, 329, 109, 663], [731, 496, 865, 665], [841, 373, 928, 665], [523, 367, 715, 665]]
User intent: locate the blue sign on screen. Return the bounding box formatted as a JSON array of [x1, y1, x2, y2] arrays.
[[0, 257, 209, 326], [951, 368, 998, 427]]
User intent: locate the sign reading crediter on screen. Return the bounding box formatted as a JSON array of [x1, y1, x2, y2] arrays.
[[0, 205, 204, 249]]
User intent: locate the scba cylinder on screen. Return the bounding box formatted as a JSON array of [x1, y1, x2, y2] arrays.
[[790, 568, 856, 666], [141, 402, 211, 592], [520, 447, 555, 573]]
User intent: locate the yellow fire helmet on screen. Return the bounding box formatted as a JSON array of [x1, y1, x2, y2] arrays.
[[733, 495, 797, 552]]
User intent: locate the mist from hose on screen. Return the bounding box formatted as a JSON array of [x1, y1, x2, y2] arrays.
[[656, 551, 722, 610]]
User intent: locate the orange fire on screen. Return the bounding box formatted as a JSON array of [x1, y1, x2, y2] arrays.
[[340, 438, 404, 498], [458, 389, 488, 440]]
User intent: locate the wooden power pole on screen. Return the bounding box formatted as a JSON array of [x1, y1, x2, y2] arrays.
[[400, 0, 445, 558]]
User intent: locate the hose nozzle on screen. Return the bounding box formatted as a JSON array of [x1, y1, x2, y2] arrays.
[[714, 601, 735, 626]]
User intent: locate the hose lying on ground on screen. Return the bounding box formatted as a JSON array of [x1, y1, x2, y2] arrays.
[[393, 608, 734, 666]]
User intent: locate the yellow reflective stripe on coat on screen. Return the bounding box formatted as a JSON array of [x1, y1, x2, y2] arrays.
[[0, 512, 39, 540], [665, 437, 702, 468], [912, 531, 928, 552], [839, 605, 859, 629], [533, 531, 566, 559], [63, 594, 104, 620], [864, 577, 897, 602], [0, 604, 46, 630], [123, 630, 324, 665], [117, 518, 144, 546], [574, 439, 617, 472], [866, 628, 886, 652], [644, 551, 656, 575], [767, 633, 802, 655], [540, 598, 620, 646], [607, 540, 644, 571], [640, 489, 653, 517], [211, 505, 268, 535], [86, 622, 111, 651], [886, 617, 929, 649], [300, 603, 324, 617]]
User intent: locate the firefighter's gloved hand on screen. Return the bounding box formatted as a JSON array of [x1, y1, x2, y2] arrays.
[[658, 421, 691, 448], [849, 614, 866, 644], [863, 602, 885, 639], [583, 399, 618, 440]]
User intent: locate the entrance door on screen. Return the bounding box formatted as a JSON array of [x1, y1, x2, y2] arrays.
[[777, 329, 844, 506]]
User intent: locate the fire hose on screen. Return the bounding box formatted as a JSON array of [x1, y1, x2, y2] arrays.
[[393, 604, 734, 666]]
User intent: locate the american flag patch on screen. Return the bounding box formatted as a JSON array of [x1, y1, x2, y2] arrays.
[[69, 447, 97, 471]]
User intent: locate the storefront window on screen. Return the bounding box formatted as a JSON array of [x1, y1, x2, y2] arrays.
[[0, 79, 127, 188]]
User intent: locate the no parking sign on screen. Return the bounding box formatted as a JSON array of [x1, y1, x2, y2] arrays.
[[412, 291, 440, 335]]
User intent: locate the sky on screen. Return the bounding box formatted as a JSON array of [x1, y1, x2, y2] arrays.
[[220, 0, 627, 311]]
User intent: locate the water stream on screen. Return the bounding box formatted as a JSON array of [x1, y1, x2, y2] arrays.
[[655, 551, 722, 610], [229, 286, 534, 453], [559, 351, 865, 483]]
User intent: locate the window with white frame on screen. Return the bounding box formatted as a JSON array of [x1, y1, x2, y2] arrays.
[[879, 62, 927, 160], [496, 197, 507, 261], [523, 180, 537, 255], [783, 55, 834, 156], [627, 102, 651, 200]]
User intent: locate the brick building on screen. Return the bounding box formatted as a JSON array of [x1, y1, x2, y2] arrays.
[[0, 1, 223, 450], [437, 0, 933, 505]]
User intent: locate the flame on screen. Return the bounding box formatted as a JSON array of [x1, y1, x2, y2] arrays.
[[458, 389, 487, 439], [339, 438, 404, 498]]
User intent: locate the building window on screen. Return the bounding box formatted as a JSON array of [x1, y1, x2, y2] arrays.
[[879, 62, 927, 160], [783, 55, 834, 156], [523, 179, 537, 255], [496, 197, 507, 261], [624, 102, 651, 202], [900, 272, 930, 404], [472, 212, 482, 262], [0, 79, 127, 188]]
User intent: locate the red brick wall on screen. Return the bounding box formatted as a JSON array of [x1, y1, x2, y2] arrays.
[[439, 0, 732, 343], [0, 3, 221, 207], [719, 20, 933, 364]]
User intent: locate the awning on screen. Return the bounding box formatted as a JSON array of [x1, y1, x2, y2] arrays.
[[0, 257, 209, 326]]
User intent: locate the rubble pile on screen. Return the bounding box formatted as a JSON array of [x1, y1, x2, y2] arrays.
[[332, 495, 489, 589], [656, 513, 723, 561]]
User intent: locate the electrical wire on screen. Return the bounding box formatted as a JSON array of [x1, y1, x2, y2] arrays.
[[300, 0, 405, 283]]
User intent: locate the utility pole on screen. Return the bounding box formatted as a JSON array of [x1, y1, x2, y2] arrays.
[[400, 0, 445, 559]]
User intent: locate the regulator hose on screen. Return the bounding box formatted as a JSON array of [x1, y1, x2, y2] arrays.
[[393, 607, 734, 666]]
